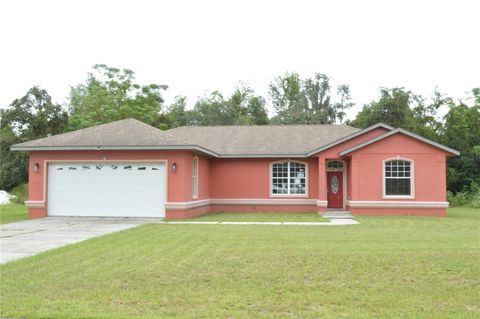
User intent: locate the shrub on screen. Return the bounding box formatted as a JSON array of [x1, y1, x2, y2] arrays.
[[447, 191, 469, 207], [9, 184, 28, 205], [448, 181, 480, 208]]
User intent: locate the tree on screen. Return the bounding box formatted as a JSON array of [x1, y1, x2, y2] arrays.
[[163, 96, 191, 129], [334, 85, 355, 124], [189, 86, 268, 126], [0, 87, 69, 190], [410, 89, 446, 141], [350, 88, 415, 129], [442, 89, 480, 193], [68, 64, 168, 130], [269, 72, 353, 124]]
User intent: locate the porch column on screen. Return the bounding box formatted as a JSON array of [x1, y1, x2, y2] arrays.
[[317, 156, 327, 212]]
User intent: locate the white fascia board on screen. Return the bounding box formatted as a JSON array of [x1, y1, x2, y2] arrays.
[[11, 145, 220, 157]]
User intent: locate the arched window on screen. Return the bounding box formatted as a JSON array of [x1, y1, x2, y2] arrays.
[[383, 159, 414, 198], [271, 161, 307, 196]]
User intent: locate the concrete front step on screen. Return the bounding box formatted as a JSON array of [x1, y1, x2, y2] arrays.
[[322, 211, 353, 219]]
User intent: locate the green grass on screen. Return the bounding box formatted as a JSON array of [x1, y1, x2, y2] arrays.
[[0, 183, 28, 224], [0, 203, 27, 224], [1, 207, 479, 318], [174, 212, 329, 222]]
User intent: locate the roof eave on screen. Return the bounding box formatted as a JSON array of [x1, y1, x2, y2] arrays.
[[10, 145, 220, 157]]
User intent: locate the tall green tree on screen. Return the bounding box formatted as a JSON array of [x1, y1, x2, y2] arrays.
[[163, 96, 193, 129], [0, 87, 69, 190], [189, 86, 268, 126], [442, 89, 480, 193], [410, 89, 446, 141], [68, 64, 168, 130], [350, 88, 415, 129], [269, 72, 353, 124]]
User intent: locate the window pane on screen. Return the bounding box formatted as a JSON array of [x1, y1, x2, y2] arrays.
[[327, 160, 343, 169], [289, 162, 306, 194], [385, 160, 412, 196], [386, 178, 411, 195], [272, 161, 306, 195]]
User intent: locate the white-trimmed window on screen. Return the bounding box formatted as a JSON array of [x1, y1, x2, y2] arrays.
[[271, 161, 307, 196], [383, 159, 414, 198], [192, 157, 199, 199]]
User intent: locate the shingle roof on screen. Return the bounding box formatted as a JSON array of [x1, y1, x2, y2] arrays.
[[11, 118, 360, 157], [166, 124, 359, 157]]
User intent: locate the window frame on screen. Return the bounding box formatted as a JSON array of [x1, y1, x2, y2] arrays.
[[192, 156, 199, 199], [382, 158, 415, 199], [269, 160, 309, 197]]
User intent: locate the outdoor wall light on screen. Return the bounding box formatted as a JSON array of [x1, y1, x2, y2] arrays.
[[172, 162, 177, 173], [33, 163, 40, 173]]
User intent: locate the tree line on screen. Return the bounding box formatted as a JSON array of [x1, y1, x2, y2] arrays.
[[1, 65, 479, 205]]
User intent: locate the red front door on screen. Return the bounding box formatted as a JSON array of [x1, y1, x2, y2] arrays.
[[327, 171, 343, 208]]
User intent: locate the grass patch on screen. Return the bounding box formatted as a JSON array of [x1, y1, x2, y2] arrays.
[[175, 212, 329, 222], [0, 202, 27, 224], [1, 207, 479, 318]]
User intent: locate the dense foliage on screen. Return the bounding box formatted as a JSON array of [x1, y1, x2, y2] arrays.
[[269, 72, 353, 124], [1, 87, 69, 190], [1, 65, 478, 204]]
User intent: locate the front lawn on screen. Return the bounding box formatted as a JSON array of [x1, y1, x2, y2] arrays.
[[0, 203, 27, 224], [1, 207, 479, 318], [175, 212, 329, 222]]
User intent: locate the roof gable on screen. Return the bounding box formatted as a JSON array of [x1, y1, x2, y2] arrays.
[[339, 128, 460, 156], [305, 123, 394, 156]]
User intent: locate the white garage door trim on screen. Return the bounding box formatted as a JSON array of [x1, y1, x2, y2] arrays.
[[47, 160, 168, 218]]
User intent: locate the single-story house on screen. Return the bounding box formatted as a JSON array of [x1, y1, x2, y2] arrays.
[[12, 118, 459, 219]]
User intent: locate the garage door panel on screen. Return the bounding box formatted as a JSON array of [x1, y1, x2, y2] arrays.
[[48, 163, 166, 217]]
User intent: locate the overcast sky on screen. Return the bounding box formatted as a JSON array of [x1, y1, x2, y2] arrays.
[[0, 0, 478, 119]]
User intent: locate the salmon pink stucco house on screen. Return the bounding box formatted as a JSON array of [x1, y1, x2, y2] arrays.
[[12, 118, 459, 219]]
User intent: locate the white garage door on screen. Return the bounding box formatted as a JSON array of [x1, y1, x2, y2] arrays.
[[48, 163, 166, 217]]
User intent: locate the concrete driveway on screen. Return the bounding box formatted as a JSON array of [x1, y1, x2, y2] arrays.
[[0, 217, 159, 264]]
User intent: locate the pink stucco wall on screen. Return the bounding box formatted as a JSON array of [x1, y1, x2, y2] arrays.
[[348, 133, 448, 201], [346, 133, 450, 216], [209, 158, 318, 199]]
